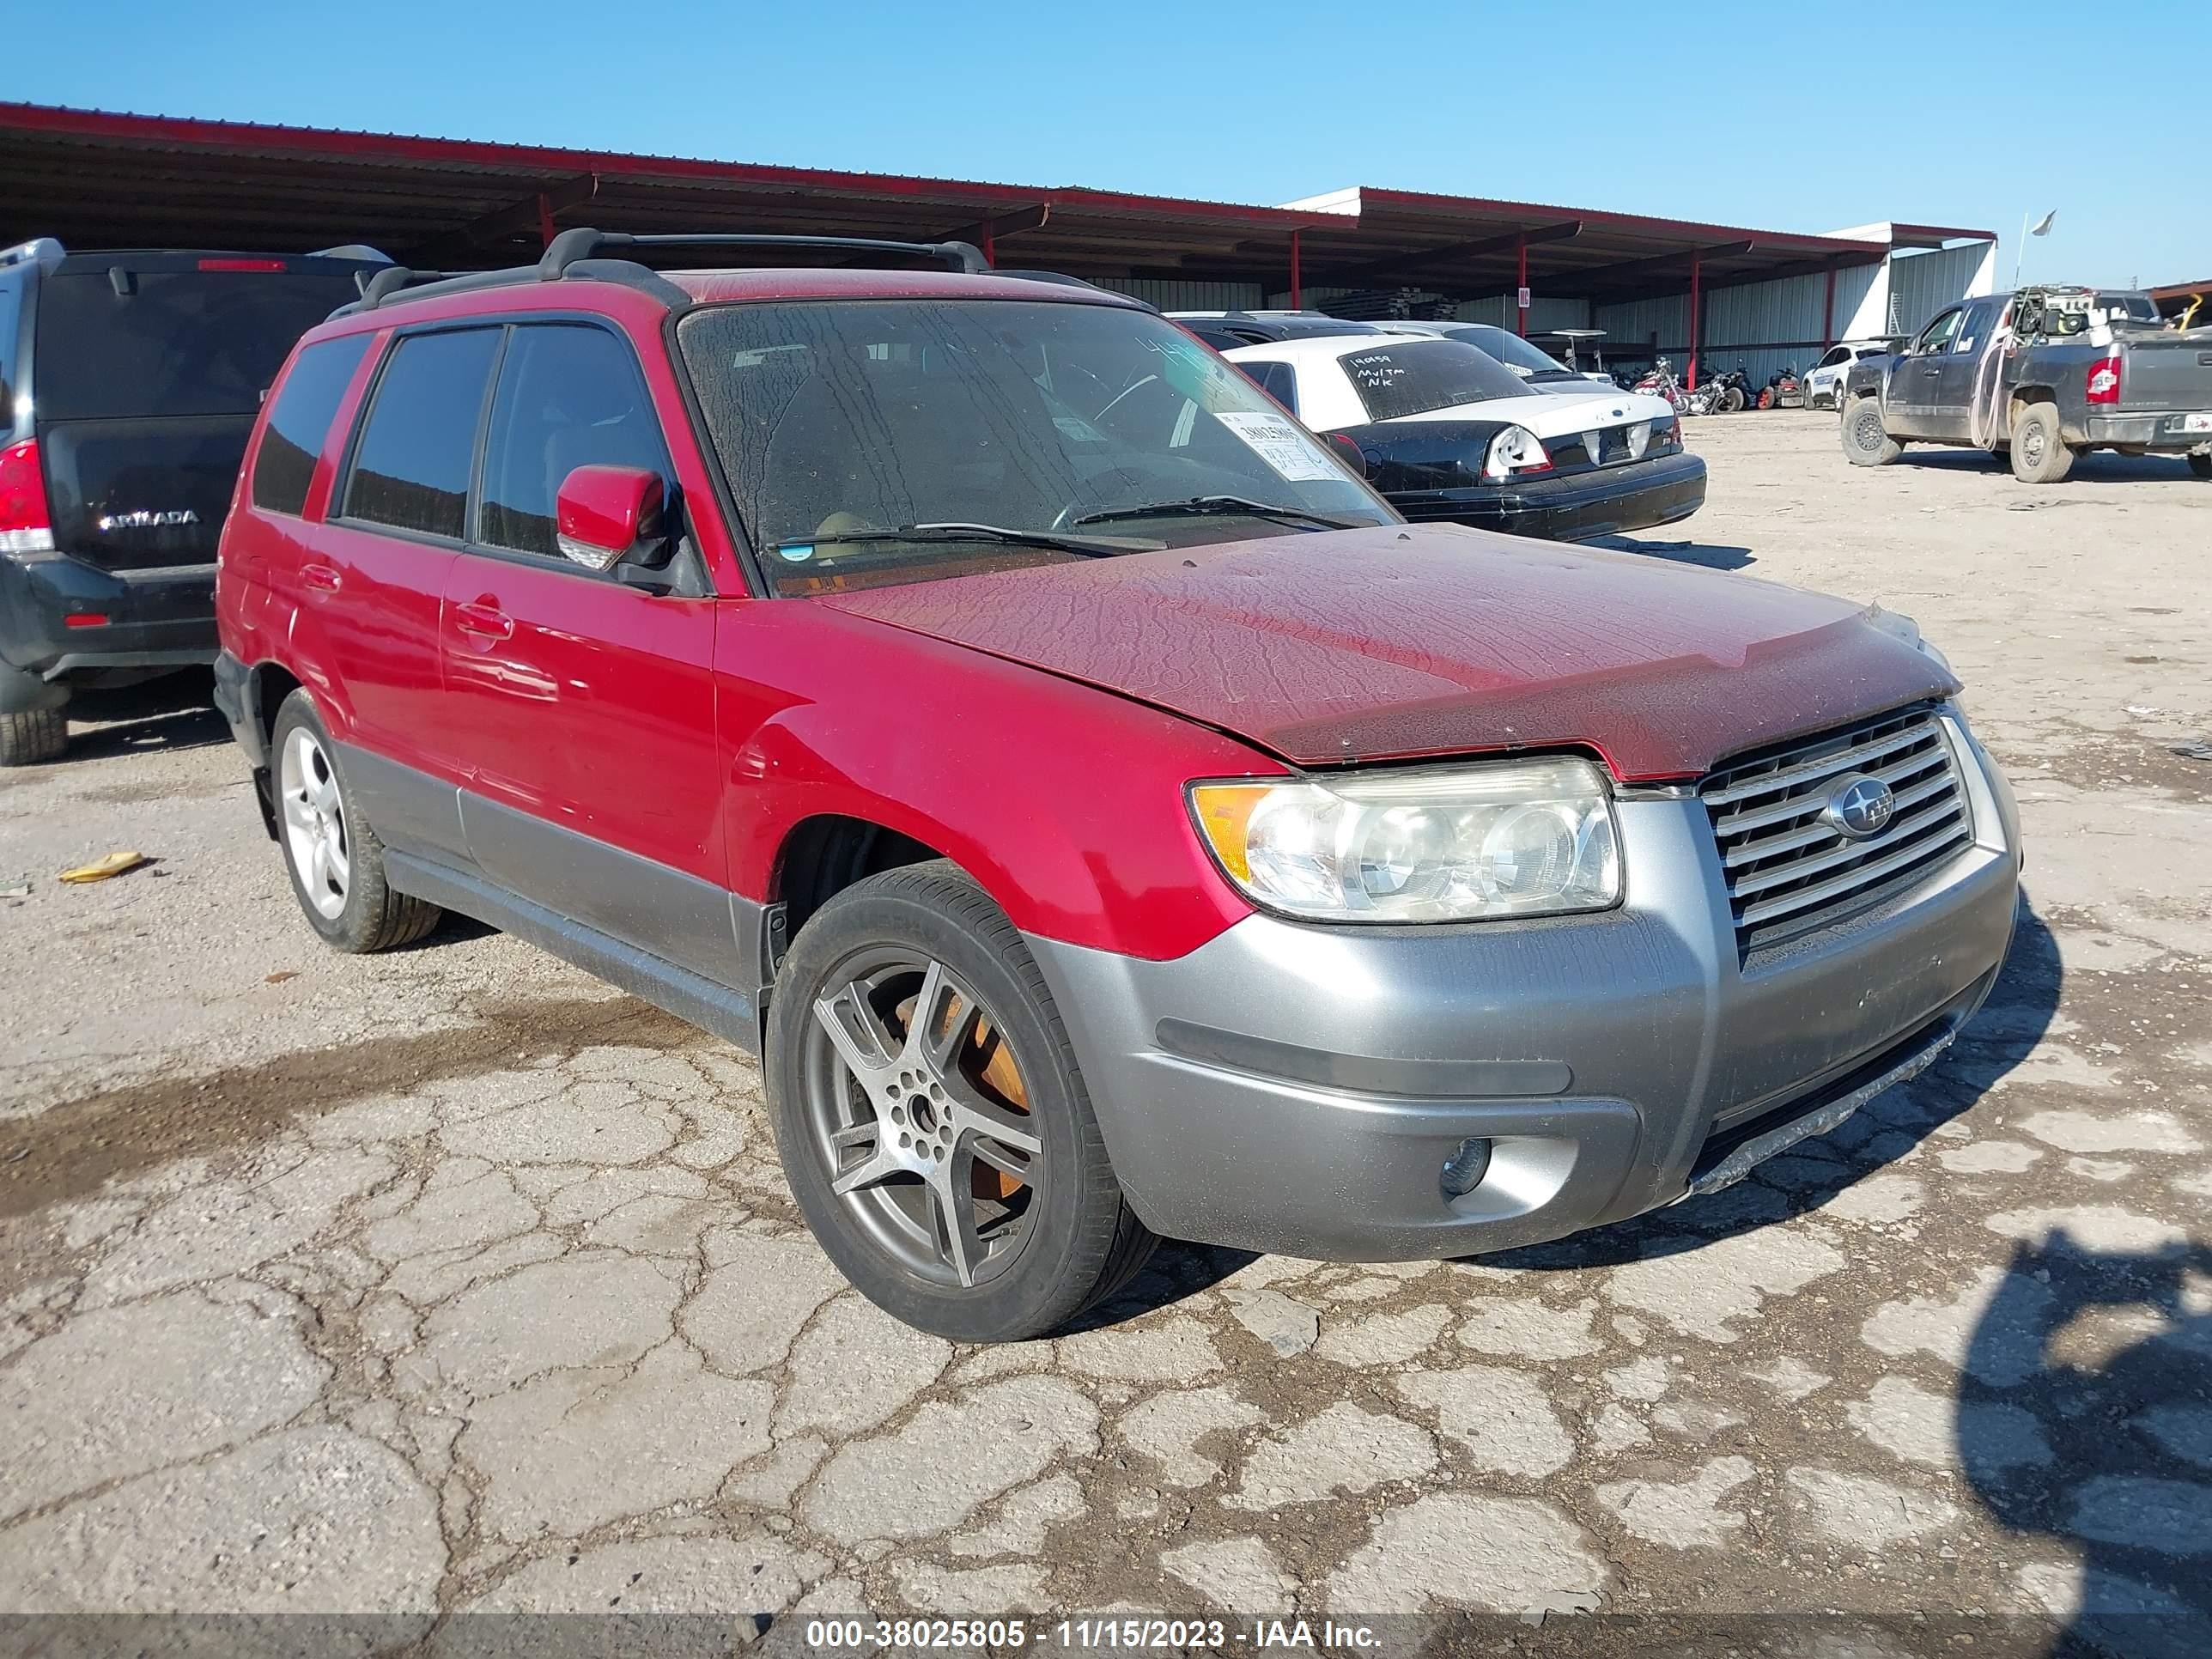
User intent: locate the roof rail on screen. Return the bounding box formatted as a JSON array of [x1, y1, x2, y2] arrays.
[[332, 264, 539, 317], [1, 237, 67, 274], [538, 228, 989, 279]]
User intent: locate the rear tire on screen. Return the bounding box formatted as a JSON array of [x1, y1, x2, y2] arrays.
[[0, 708, 67, 767], [767, 860, 1158, 1341], [1843, 397, 1902, 466], [269, 690, 442, 952], [2009, 402, 2074, 483], [2189, 453, 2212, 481]]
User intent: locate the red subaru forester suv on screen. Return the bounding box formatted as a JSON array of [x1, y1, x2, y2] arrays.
[[216, 230, 2021, 1340]]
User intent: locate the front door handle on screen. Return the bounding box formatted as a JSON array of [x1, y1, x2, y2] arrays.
[[453, 600, 514, 642], [301, 562, 342, 593], [1920, 366, 1942, 377]]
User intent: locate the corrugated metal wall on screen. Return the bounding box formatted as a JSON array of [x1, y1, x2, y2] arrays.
[[1098, 277, 1265, 311], [1447, 295, 1593, 334], [1884, 245, 1988, 336], [1592, 294, 1691, 368], [1832, 263, 1883, 339], [1103, 249, 1984, 392]]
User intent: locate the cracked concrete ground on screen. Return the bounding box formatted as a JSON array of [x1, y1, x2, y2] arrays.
[[1, 415, 2208, 1651]]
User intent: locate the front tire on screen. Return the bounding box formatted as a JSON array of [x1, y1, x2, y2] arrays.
[[0, 708, 67, 767], [2009, 402, 2073, 483], [1843, 397, 1902, 465], [270, 691, 441, 952], [2189, 453, 2211, 481], [766, 860, 1157, 1341]]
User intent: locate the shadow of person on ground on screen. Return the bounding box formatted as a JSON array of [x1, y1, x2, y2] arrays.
[[1961, 1234, 2212, 1658], [1485, 890, 2060, 1273]]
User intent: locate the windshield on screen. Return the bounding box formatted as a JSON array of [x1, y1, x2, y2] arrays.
[[1336, 339, 1533, 422], [678, 300, 1395, 593], [1449, 324, 1575, 378], [2094, 292, 2159, 325]]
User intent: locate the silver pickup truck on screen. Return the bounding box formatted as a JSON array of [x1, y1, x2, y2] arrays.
[[1840, 285, 2212, 483]]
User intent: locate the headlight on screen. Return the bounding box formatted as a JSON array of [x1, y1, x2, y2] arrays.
[[1481, 425, 1553, 482], [1188, 757, 1620, 924]]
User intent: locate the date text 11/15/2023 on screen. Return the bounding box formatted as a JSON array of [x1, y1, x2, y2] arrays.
[[802, 1617, 1384, 1650]]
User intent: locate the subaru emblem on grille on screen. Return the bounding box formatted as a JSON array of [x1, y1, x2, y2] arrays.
[[1823, 774, 1896, 840]]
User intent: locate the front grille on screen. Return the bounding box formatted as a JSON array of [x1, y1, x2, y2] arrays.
[[1700, 705, 1973, 955]]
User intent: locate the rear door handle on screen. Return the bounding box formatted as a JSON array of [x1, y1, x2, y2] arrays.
[[301, 562, 342, 593], [453, 600, 514, 642], [1920, 367, 1942, 377]]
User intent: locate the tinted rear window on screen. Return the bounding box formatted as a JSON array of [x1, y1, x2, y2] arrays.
[[33, 269, 364, 422], [252, 335, 373, 516], [343, 329, 502, 541], [0, 284, 18, 420], [1337, 340, 1530, 421]]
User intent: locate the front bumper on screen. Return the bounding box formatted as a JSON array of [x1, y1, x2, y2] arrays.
[[1386, 451, 1707, 544], [1029, 710, 2021, 1261], [2081, 410, 2212, 451], [0, 553, 219, 695]]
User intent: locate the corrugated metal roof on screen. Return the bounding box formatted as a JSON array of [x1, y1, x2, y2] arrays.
[[0, 101, 1991, 308]]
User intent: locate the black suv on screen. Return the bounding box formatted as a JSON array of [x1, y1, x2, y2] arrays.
[[1167, 310, 1389, 352], [0, 240, 381, 763]]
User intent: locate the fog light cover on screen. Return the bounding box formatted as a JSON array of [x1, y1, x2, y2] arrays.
[[1440, 1137, 1493, 1200]]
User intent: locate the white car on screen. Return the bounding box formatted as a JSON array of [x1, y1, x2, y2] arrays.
[[1377, 319, 1617, 394], [1224, 334, 1707, 542], [1805, 340, 1899, 410]]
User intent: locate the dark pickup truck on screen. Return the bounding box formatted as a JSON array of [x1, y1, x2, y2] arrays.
[[1840, 286, 2212, 483]]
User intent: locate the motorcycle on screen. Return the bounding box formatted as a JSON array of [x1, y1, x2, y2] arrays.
[[1764, 363, 1804, 410], [1631, 356, 1688, 414], [1686, 367, 1751, 416]]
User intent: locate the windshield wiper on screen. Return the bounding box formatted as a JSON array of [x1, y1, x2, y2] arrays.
[[1072, 495, 1358, 532], [781, 523, 1162, 561]]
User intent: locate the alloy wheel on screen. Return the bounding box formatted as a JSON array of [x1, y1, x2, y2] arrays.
[[802, 951, 1043, 1289], [279, 726, 350, 920]]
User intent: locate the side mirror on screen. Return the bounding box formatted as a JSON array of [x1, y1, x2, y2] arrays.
[[1326, 431, 1370, 478], [555, 465, 667, 573]]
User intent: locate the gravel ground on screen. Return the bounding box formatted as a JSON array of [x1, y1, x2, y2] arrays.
[[1, 411, 2208, 1656]]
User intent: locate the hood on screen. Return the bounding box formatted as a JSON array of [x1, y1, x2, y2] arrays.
[[816, 524, 1960, 781]]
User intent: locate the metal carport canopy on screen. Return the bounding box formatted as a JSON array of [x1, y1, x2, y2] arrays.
[[1283, 186, 1899, 300], [0, 102, 1946, 302]]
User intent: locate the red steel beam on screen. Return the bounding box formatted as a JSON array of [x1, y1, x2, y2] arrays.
[[1687, 254, 1702, 390]]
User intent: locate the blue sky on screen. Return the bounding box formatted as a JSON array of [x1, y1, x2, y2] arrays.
[[21, 0, 2208, 289]]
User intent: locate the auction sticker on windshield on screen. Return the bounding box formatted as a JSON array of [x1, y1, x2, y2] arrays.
[[1214, 410, 1341, 481]]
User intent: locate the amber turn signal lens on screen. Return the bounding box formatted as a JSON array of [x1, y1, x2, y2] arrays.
[[1188, 782, 1267, 883]]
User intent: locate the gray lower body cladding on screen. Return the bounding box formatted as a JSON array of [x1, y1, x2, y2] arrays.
[[1026, 729, 2021, 1260]]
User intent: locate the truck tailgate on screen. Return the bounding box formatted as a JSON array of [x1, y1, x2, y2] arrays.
[[2120, 330, 2212, 413]]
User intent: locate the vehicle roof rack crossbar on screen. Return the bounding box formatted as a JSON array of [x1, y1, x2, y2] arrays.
[[538, 228, 989, 279], [337, 264, 537, 317]]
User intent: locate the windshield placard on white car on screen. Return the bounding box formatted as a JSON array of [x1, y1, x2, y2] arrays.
[[1214, 411, 1340, 481]]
